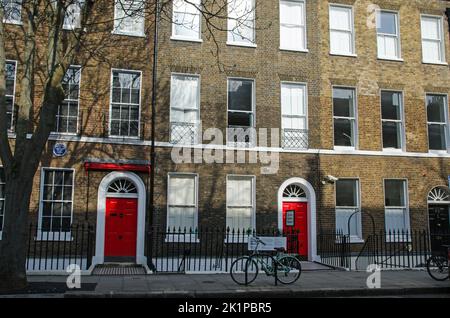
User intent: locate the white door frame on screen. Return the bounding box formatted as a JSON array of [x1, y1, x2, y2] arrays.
[[92, 171, 147, 266], [278, 177, 318, 261]]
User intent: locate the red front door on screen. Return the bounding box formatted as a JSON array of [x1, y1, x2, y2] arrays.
[[283, 202, 308, 257], [105, 198, 138, 257]]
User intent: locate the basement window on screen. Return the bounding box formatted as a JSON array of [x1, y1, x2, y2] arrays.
[[384, 179, 410, 239], [226, 175, 255, 237]]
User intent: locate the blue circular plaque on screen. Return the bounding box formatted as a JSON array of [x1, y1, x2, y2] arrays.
[[53, 143, 68, 157]]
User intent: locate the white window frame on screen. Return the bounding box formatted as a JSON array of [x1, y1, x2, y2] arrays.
[[329, 3, 356, 57], [380, 90, 405, 152], [227, 0, 257, 47], [169, 72, 201, 145], [226, 175, 256, 243], [376, 9, 402, 61], [63, 0, 84, 30], [425, 93, 450, 154], [113, 0, 145, 37], [280, 81, 308, 149], [0, 166, 4, 240], [166, 173, 199, 242], [335, 178, 363, 243], [227, 77, 256, 147], [279, 0, 307, 52], [383, 178, 410, 242], [2, 0, 22, 24], [53, 65, 82, 135], [109, 68, 142, 139], [171, 0, 203, 42], [332, 86, 358, 150], [420, 15, 447, 65], [37, 167, 75, 241], [5, 60, 17, 131]]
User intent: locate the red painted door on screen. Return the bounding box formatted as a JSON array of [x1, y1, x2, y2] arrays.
[[282, 202, 308, 257], [105, 198, 138, 257]]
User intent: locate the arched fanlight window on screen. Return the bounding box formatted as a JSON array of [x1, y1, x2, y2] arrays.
[[107, 179, 137, 194], [428, 186, 450, 203], [283, 184, 306, 198]]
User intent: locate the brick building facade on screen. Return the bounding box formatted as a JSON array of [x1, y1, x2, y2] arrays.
[[1, 0, 450, 268]]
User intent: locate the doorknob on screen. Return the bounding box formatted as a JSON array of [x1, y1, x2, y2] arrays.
[[110, 213, 117, 217], [118, 235, 123, 240], [119, 213, 124, 218]]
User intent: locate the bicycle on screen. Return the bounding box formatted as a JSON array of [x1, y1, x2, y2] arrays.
[[426, 246, 449, 281], [230, 235, 302, 285]]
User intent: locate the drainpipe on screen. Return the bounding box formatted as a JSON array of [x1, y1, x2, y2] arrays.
[[149, 0, 160, 228]]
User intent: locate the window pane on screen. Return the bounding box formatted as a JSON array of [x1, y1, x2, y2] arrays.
[[385, 180, 405, 207], [228, 79, 253, 111], [421, 17, 440, 40], [336, 179, 358, 207], [428, 124, 447, 150], [330, 30, 352, 54], [280, 25, 304, 50], [382, 121, 402, 149], [334, 118, 354, 147], [227, 177, 252, 207], [333, 88, 354, 117], [422, 40, 441, 62], [385, 208, 408, 232], [336, 208, 360, 237], [173, 12, 200, 38], [171, 75, 199, 111], [280, 0, 303, 26], [169, 175, 196, 206], [381, 91, 402, 120], [228, 112, 252, 127], [330, 6, 351, 31], [377, 11, 397, 35], [427, 95, 446, 123]]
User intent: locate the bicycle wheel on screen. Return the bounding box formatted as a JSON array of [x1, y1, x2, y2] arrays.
[[275, 255, 302, 284], [230, 256, 259, 285], [426, 255, 449, 281]]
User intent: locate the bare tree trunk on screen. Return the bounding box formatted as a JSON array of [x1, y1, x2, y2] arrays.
[[0, 172, 34, 291]]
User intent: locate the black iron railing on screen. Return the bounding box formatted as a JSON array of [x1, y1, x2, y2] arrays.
[[146, 227, 302, 273], [26, 223, 95, 271], [317, 231, 351, 269], [170, 122, 198, 145], [355, 230, 450, 270]]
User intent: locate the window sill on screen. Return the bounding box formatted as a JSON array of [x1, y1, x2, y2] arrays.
[[3, 20, 22, 26], [330, 52, 357, 58], [422, 61, 448, 66], [50, 132, 79, 137], [108, 135, 141, 140], [428, 150, 449, 155], [382, 148, 405, 154], [280, 47, 309, 53], [377, 57, 404, 62], [111, 30, 145, 38], [333, 146, 356, 152], [226, 41, 257, 48], [170, 36, 203, 43]]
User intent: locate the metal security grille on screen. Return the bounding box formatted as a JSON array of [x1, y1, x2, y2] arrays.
[[170, 122, 198, 145], [282, 129, 308, 150], [92, 264, 146, 276]]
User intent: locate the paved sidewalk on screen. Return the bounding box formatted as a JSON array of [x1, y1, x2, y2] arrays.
[[24, 269, 450, 298]]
